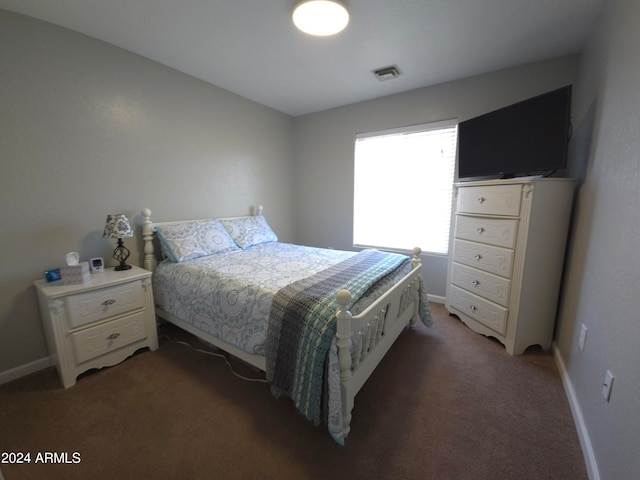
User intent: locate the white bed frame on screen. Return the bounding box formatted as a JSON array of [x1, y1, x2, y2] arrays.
[[141, 206, 423, 440]]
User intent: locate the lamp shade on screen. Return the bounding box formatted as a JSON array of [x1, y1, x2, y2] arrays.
[[103, 214, 134, 239], [293, 0, 349, 36]]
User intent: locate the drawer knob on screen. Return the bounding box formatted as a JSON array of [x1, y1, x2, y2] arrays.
[[470, 305, 478, 312], [477, 227, 485, 234], [101, 299, 116, 306], [472, 280, 480, 287], [107, 333, 120, 341], [474, 254, 482, 261], [477, 197, 486, 204]]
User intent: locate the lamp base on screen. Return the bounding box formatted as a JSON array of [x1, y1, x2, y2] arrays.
[[113, 238, 132, 272]]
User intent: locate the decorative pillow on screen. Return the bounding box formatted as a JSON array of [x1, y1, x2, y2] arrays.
[[156, 220, 239, 262], [219, 215, 278, 249]]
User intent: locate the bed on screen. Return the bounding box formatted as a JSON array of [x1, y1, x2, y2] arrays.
[[141, 206, 432, 443]]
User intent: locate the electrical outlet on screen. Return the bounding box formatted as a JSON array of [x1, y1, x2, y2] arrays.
[[602, 370, 614, 401], [579, 324, 588, 351]]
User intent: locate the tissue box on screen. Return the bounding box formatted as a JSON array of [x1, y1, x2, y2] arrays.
[[61, 262, 90, 285]]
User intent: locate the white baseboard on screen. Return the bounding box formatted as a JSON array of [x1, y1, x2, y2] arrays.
[[427, 294, 446, 304], [0, 356, 52, 386], [552, 343, 600, 480]]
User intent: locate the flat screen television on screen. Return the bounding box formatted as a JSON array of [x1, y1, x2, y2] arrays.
[[457, 86, 572, 180]]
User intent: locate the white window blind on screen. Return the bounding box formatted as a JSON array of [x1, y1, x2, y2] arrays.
[[353, 120, 457, 254]]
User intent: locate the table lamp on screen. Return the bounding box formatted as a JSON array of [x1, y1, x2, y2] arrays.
[[103, 214, 134, 271]]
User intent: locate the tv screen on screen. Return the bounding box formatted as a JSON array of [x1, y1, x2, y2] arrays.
[[457, 86, 572, 180]]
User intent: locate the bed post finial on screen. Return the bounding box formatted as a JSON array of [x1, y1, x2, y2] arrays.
[[141, 208, 157, 272], [412, 247, 422, 269], [256, 204, 264, 216]]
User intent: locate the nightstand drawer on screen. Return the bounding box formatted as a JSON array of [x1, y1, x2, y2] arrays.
[[66, 281, 145, 329], [449, 286, 508, 335], [70, 311, 146, 364], [457, 184, 522, 216], [455, 215, 519, 248], [452, 239, 514, 278]]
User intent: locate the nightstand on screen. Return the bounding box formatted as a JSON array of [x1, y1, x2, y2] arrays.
[[34, 265, 159, 388]]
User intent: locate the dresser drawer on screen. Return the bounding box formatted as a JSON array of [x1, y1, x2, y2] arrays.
[[66, 280, 145, 329], [70, 310, 147, 364], [457, 184, 522, 216], [450, 262, 511, 307], [452, 239, 514, 278], [455, 215, 519, 248], [449, 286, 508, 335]]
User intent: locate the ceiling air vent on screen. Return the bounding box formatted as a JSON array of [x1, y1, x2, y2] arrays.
[[372, 65, 401, 81]]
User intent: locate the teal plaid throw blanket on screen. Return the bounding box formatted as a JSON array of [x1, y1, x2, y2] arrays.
[[265, 249, 409, 424]]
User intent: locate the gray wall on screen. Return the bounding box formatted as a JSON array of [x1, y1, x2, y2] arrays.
[[556, 1, 640, 479], [0, 10, 295, 374], [293, 56, 578, 297]]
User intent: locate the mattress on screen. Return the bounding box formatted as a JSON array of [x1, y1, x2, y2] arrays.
[[153, 242, 423, 357], [152, 242, 356, 355]]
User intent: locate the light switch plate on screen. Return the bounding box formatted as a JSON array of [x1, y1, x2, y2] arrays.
[[579, 324, 588, 351]]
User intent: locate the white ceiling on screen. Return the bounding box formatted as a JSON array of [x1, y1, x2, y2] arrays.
[[0, 0, 603, 117]]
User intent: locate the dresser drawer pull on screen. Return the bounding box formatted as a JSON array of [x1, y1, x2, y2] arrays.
[[470, 305, 478, 312], [472, 280, 480, 286], [107, 333, 120, 341], [477, 197, 486, 204], [474, 254, 482, 261], [101, 299, 116, 306], [477, 227, 485, 234]]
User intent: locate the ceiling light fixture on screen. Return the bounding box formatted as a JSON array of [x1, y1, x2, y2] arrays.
[[292, 0, 349, 36]]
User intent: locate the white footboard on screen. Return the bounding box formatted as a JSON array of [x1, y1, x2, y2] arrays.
[[335, 248, 422, 439]]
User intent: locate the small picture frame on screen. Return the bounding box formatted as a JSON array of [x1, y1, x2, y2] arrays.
[[90, 257, 105, 274]]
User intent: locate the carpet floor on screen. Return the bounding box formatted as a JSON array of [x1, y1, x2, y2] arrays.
[[0, 303, 587, 480]]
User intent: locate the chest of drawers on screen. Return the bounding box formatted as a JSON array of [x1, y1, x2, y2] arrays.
[[445, 178, 573, 354], [34, 265, 159, 387]]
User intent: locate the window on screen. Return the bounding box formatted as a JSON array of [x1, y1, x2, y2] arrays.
[[353, 120, 457, 255]]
